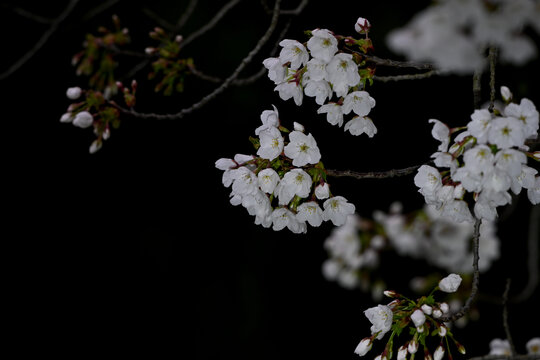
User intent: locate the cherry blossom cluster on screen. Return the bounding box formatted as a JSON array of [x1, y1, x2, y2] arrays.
[[263, 17, 378, 137], [322, 203, 498, 298], [386, 0, 540, 74], [354, 274, 467, 360], [414, 87, 540, 222], [488, 337, 540, 356], [215, 106, 355, 233]]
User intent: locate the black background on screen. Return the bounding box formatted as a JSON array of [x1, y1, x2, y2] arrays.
[[2, 0, 539, 358]]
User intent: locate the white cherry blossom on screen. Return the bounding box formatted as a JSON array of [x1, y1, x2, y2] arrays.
[[343, 91, 376, 117], [275, 168, 312, 205], [257, 127, 284, 161], [364, 305, 393, 340], [278, 39, 309, 70], [344, 116, 377, 137], [257, 168, 280, 194], [284, 131, 321, 166], [307, 28, 338, 63], [322, 196, 356, 226], [318, 103, 344, 127], [326, 53, 361, 98]]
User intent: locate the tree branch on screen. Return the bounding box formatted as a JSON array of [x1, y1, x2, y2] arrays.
[[0, 0, 80, 81], [467, 355, 539, 360], [440, 218, 482, 323], [114, 0, 282, 120], [179, 0, 242, 51], [373, 70, 439, 82], [502, 279, 517, 357], [326, 163, 425, 180], [488, 47, 498, 113]]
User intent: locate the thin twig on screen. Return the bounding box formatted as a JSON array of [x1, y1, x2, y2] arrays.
[[0, 3, 53, 24], [142, 8, 175, 32], [0, 0, 80, 81], [81, 0, 122, 22], [326, 163, 425, 180], [440, 218, 482, 323], [473, 68, 482, 110], [373, 70, 439, 82], [175, 0, 198, 30], [179, 0, 242, 50], [488, 47, 498, 113], [502, 279, 517, 357], [361, 53, 434, 70], [114, 0, 282, 120]]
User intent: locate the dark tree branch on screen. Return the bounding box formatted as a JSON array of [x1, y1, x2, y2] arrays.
[[440, 218, 482, 323], [0, 0, 80, 81], [326, 163, 425, 180], [114, 0, 282, 120], [502, 279, 517, 357]]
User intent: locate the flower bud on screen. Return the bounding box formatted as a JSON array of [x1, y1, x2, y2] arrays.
[[73, 111, 94, 128], [354, 337, 373, 356], [89, 139, 102, 154], [355, 17, 371, 34], [439, 302, 449, 314], [408, 340, 419, 354], [383, 290, 399, 298], [60, 112, 74, 123], [438, 274, 462, 293], [434, 346, 445, 360], [397, 346, 408, 360], [500, 86, 513, 102], [433, 309, 443, 319], [532, 151, 540, 160], [411, 309, 426, 328], [66, 87, 82, 100], [438, 324, 447, 337], [421, 304, 432, 315]]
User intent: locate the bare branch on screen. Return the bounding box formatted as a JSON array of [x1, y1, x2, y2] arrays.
[[440, 218, 482, 323], [326, 163, 424, 180], [473, 68, 482, 110], [361, 53, 434, 70], [114, 0, 282, 120], [502, 279, 517, 357], [0, 0, 80, 81], [373, 70, 439, 82], [488, 47, 498, 113], [142, 7, 176, 32], [81, 0, 122, 22], [175, 0, 198, 30], [0, 3, 53, 24], [179, 0, 242, 50]]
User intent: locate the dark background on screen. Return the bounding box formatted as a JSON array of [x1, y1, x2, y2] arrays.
[[2, 0, 539, 358]]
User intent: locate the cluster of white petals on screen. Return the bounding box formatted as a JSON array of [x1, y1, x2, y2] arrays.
[[386, 0, 540, 74], [415, 87, 540, 222], [322, 203, 499, 294], [216, 106, 355, 233], [263, 19, 378, 137]]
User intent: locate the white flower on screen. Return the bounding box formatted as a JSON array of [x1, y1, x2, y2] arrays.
[[526, 337, 540, 354], [434, 346, 445, 360], [489, 339, 511, 355], [463, 145, 495, 173], [230, 167, 259, 197], [355, 17, 371, 33], [72, 111, 94, 128], [305, 58, 328, 81], [303, 79, 332, 105], [528, 176, 540, 204], [293, 122, 304, 132], [272, 207, 306, 233], [504, 98, 539, 139], [410, 309, 426, 328], [487, 117, 526, 149], [257, 127, 284, 161], [438, 325, 447, 337], [429, 119, 450, 152], [275, 81, 303, 106], [326, 53, 361, 97], [318, 103, 344, 127], [275, 169, 312, 205], [354, 338, 373, 357], [439, 273, 462, 293], [323, 196, 356, 226], [66, 86, 82, 99], [243, 190, 273, 227], [343, 91, 376, 117], [255, 105, 279, 135], [278, 39, 309, 70], [315, 183, 330, 199], [495, 148, 527, 177], [284, 131, 321, 166], [257, 168, 280, 194], [344, 116, 377, 137], [307, 29, 338, 63], [263, 57, 287, 84], [296, 201, 324, 227], [234, 154, 254, 165], [468, 109, 493, 144], [414, 165, 442, 196], [364, 305, 393, 340], [397, 346, 408, 360]]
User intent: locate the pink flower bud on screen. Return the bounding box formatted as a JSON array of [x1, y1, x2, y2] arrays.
[[66, 87, 82, 100], [355, 17, 371, 34]]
